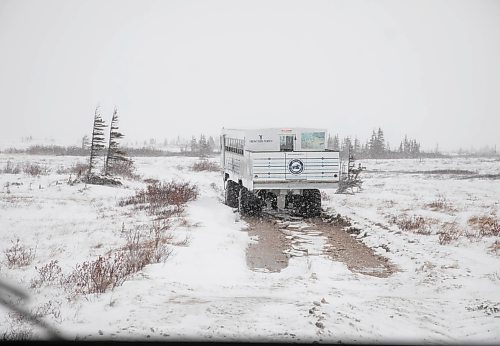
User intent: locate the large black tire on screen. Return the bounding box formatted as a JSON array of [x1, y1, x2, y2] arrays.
[[303, 189, 322, 217], [238, 187, 262, 216], [224, 180, 239, 208], [292, 189, 321, 217]]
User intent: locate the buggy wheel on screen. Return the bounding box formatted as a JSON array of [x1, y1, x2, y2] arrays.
[[292, 189, 322, 217], [303, 189, 322, 217], [238, 187, 262, 216], [224, 180, 240, 208]]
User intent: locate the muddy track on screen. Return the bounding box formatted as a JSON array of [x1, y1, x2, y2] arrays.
[[243, 214, 396, 278]]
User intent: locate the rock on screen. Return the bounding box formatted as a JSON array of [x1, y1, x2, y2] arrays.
[[315, 321, 324, 329], [313, 301, 321, 306], [321, 298, 328, 304]]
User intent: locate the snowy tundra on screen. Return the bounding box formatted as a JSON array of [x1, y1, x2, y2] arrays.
[[0, 153, 499, 343]]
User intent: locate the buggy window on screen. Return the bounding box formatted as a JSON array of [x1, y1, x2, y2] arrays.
[[280, 135, 294, 152], [301, 132, 325, 150]]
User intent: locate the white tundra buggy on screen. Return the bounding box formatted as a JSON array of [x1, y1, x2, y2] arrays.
[[220, 128, 340, 217]]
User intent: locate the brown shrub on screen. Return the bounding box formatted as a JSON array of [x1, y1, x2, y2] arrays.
[[30, 260, 62, 288], [426, 195, 455, 212], [468, 215, 500, 237], [1, 160, 22, 174], [172, 235, 191, 247], [23, 162, 50, 176], [191, 160, 220, 172], [108, 159, 140, 180], [56, 163, 88, 176], [489, 240, 500, 255], [390, 214, 431, 235], [65, 224, 173, 295], [438, 222, 463, 245], [119, 180, 198, 214], [4, 239, 35, 268], [65, 254, 127, 294]]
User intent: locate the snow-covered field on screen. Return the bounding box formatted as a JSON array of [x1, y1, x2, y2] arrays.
[[1, 154, 499, 343]]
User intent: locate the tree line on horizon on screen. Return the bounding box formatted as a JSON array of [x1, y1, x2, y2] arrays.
[[4, 127, 498, 159], [327, 127, 433, 159]]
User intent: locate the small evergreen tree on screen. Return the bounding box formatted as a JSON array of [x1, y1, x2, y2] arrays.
[[332, 135, 340, 151], [104, 107, 128, 176], [207, 136, 216, 153], [190, 136, 198, 153], [199, 134, 208, 156], [81, 135, 90, 150], [87, 106, 107, 177], [353, 137, 360, 155]]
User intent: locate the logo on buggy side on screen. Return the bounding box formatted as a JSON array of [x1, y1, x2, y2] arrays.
[[288, 159, 304, 174]]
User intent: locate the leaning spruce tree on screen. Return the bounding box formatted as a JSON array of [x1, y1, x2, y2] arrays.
[[87, 106, 107, 178], [104, 107, 128, 175]]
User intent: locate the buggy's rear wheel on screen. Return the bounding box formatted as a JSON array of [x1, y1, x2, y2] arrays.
[[224, 180, 240, 208], [292, 189, 321, 217]]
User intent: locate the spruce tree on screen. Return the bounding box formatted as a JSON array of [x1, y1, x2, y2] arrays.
[[104, 107, 128, 175], [207, 136, 216, 153], [332, 135, 340, 151], [88, 106, 107, 177], [190, 136, 198, 153]]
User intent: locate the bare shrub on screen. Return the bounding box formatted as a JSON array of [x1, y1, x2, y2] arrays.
[[23, 162, 50, 176], [325, 213, 351, 227], [119, 180, 199, 214], [191, 160, 220, 172], [426, 195, 455, 212], [468, 215, 500, 237], [143, 178, 159, 184], [1, 160, 22, 174], [438, 222, 463, 245], [4, 239, 36, 268], [30, 260, 62, 288], [65, 253, 127, 294], [489, 240, 500, 255], [108, 159, 140, 180], [389, 214, 431, 235], [2, 315, 33, 340], [172, 235, 191, 247], [32, 300, 61, 321], [56, 162, 88, 176], [66, 224, 173, 295], [320, 191, 331, 201]]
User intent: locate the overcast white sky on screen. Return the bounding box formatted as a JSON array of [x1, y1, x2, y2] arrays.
[[0, 0, 499, 151]]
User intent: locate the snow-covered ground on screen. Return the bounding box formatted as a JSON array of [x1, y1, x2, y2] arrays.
[[1, 154, 499, 343]]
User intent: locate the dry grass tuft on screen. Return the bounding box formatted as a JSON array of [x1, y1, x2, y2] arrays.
[[56, 162, 88, 175], [1, 160, 22, 174], [119, 180, 198, 215], [22, 162, 50, 176], [30, 260, 63, 288], [191, 160, 220, 172], [468, 215, 500, 237], [4, 239, 36, 268], [320, 191, 331, 201], [389, 214, 431, 235], [64, 223, 173, 295], [438, 222, 463, 245], [172, 235, 191, 247], [425, 195, 456, 212], [489, 240, 500, 255]]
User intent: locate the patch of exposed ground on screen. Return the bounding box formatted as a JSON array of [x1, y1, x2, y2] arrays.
[[243, 215, 397, 278], [310, 218, 397, 278], [243, 217, 291, 272]]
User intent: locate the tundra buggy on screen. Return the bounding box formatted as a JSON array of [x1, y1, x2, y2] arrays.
[[221, 128, 340, 217]]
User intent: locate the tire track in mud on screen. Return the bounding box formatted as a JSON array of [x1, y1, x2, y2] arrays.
[[243, 214, 396, 277]]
